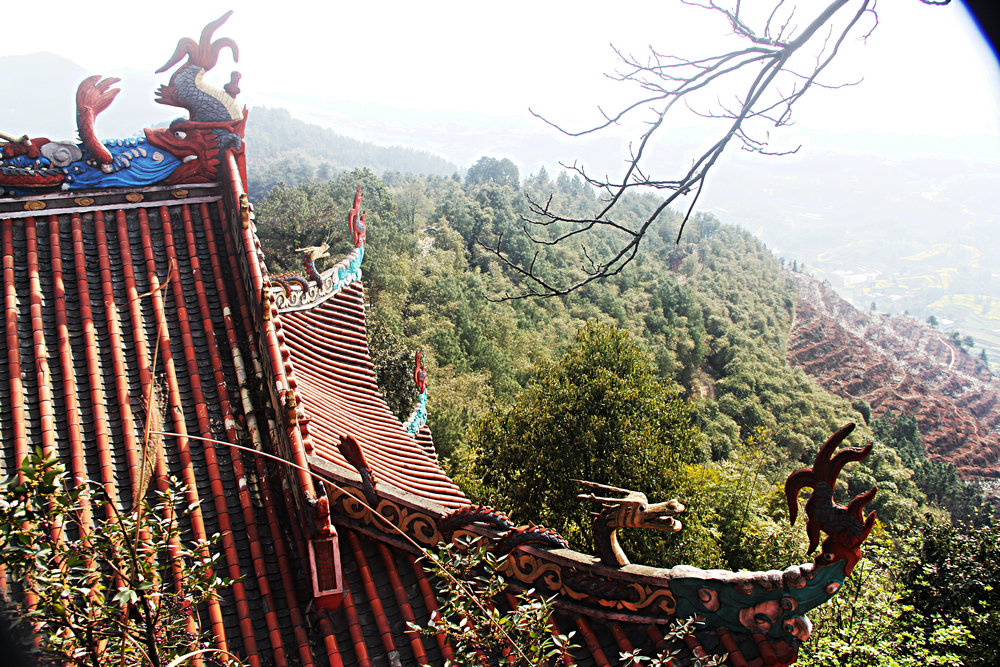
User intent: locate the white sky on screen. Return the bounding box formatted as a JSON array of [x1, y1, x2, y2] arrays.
[[3, 0, 998, 157]]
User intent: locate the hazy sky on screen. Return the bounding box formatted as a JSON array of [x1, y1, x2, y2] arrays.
[[4, 0, 998, 162]]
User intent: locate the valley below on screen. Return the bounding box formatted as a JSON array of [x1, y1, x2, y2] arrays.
[[788, 272, 1000, 492]]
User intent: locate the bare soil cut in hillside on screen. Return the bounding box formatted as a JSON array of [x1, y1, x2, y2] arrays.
[[787, 272, 1000, 488]]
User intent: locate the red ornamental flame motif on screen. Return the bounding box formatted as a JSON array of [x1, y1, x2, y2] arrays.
[[785, 423, 877, 576], [349, 186, 366, 247], [156, 11, 239, 72], [414, 351, 428, 394]]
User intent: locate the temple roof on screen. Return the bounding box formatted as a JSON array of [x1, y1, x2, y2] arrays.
[[277, 281, 468, 508], [0, 12, 879, 667]]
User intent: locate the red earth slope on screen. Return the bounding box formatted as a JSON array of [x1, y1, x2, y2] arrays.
[[787, 272, 1000, 484]]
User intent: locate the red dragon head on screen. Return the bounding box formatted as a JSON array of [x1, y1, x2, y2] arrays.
[[144, 116, 246, 184]]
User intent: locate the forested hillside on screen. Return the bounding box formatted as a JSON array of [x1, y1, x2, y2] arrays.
[[252, 146, 998, 664]]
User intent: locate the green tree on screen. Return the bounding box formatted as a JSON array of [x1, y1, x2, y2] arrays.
[[466, 156, 520, 189], [913, 460, 992, 527], [465, 321, 704, 564], [871, 411, 923, 467], [367, 309, 420, 419], [852, 399, 872, 425], [870, 411, 989, 525], [798, 527, 973, 667], [665, 430, 805, 571], [0, 449, 240, 667]]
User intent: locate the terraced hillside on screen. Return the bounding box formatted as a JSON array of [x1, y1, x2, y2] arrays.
[[787, 272, 1000, 487]]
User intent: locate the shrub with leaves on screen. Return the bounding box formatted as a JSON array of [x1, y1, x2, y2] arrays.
[[411, 536, 575, 666], [465, 321, 703, 564], [0, 449, 241, 667], [900, 518, 1000, 667], [622, 617, 725, 666], [796, 525, 973, 667]]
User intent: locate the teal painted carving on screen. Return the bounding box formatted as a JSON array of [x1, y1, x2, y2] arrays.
[[333, 186, 366, 289], [326, 187, 367, 291], [404, 351, 429, 435], [403, 391, 428, 435], [670, 423, 876, 643], [334, 244, 364, 290]]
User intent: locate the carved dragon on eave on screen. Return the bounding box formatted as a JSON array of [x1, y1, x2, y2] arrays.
[[270, 243, 331, 296], [577, 480, 684, 567], [432, 423, 876, 648]]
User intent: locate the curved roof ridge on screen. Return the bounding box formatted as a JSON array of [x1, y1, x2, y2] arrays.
[[268, 185, 367, 314], [270, 244, 364, 313], [277, 279, 467, 508]]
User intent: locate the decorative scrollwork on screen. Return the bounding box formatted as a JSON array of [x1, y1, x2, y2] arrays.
[[273, 246, 364, 313], [498, 551, 678, 614], [327, 485, 441, 547]]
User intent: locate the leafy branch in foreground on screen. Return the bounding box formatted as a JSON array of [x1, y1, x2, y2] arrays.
[[409, 536, 576, 666], [796, 525, 976, 667], [482, 0, 952, 298], [411, 534, 726, 667], [623, 617, 726, 666], [0, 449, 242, 667]]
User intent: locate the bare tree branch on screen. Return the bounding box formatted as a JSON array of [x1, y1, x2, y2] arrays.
[[488, 0, 951, 300]]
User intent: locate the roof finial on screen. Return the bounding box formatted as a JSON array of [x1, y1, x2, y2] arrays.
[[154, 11, 242, 122], [414, 351, 428, 394], [349, 186, 366, 247], [785, 423, 877, 575]]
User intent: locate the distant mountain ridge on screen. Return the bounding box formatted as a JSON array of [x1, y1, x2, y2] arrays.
[[245, 107, 458, 197], [0, 52, 174, 139], [788, 272, 1000, 488]]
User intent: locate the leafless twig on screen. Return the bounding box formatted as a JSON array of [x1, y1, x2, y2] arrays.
[[484, 0, 951, 299]]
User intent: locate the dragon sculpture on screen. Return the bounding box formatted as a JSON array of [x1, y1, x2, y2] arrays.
[[785, 422, 877, 575], [403, 351, 430, 435], [577, 480, 685, 567], [429, 424, 876, 647], [270, 243, 331, 296], [0, 11, 244, 195], [439, 505, 570, 554]]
